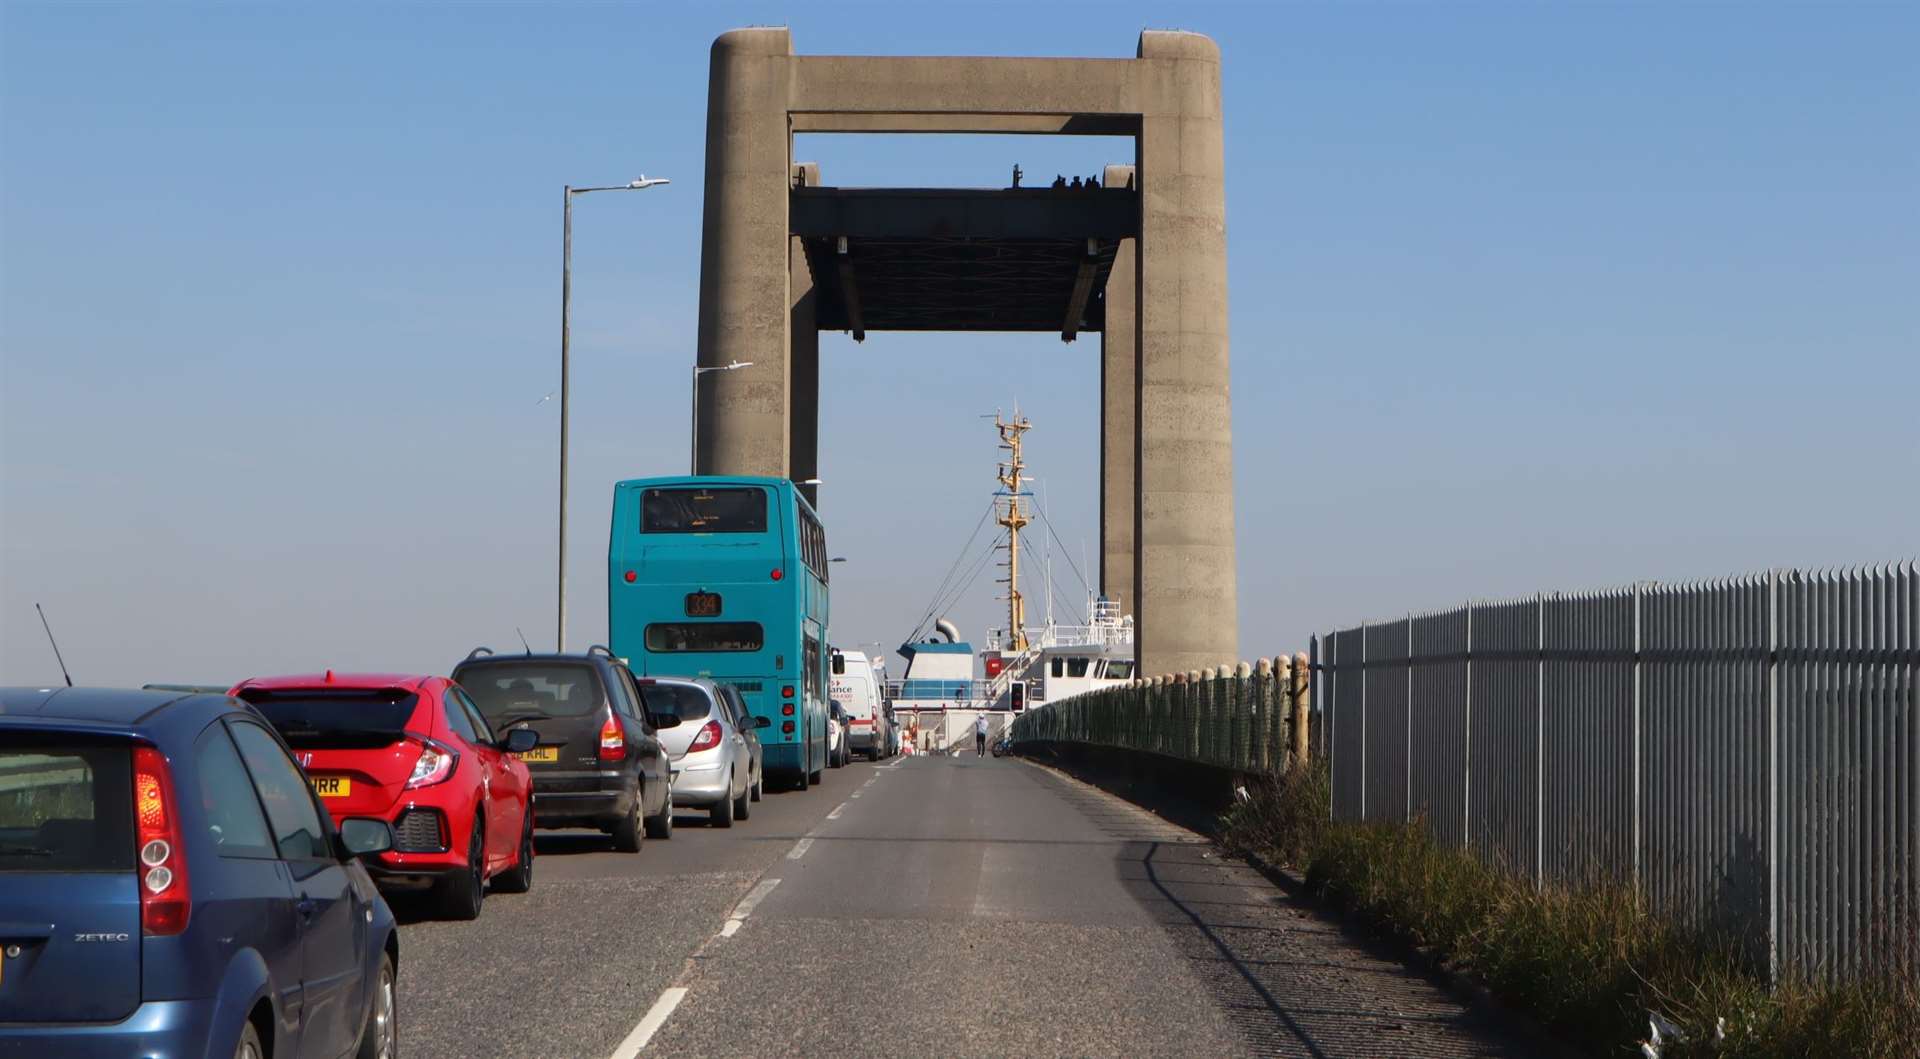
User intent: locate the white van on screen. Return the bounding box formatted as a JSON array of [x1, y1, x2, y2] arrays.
[[830, 648, 889, 761]]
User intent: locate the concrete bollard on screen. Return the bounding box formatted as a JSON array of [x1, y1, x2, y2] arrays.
[[1290, 650, 1311, 766]]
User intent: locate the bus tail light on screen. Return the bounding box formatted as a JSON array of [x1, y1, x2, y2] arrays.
[[688, 720, 723, 753], [598, 710, 625, 762], [770, 568, 784, 582], [624, 570, 637, 583], [781, 721, 795, 735], [133, 746, 191, 936], [781, 686, 795, 699], [781, 703, 794, 716]]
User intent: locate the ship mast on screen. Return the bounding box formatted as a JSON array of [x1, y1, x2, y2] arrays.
[[994, 412, 1032, 653]]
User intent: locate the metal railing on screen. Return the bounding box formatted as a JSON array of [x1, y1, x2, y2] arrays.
[[1009, 655, 1312, 773], [885, 678, 997, 706], [1315, 562, 1917, 983]]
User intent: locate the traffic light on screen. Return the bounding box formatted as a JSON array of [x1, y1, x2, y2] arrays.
[[1010, 681, 1026, 712]]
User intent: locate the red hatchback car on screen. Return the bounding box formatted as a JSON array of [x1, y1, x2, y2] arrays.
[[230, 672, 537, 920]]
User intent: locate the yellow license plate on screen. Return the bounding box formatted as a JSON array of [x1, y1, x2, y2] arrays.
[[311, 776, 351, 798], [516, 746, 558, 763]]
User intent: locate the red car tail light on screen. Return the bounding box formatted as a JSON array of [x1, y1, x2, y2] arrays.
[[404, 737, 459, 790], [598, 710, 625, 762], [133, 746, 190, 936], [688, 720, 723, 753]]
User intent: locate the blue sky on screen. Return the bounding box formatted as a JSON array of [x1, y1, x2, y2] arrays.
[[3, 2, 1915, 685]]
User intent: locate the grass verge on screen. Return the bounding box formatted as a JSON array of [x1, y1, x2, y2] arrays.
[[1219, 764, 1917, 1057]]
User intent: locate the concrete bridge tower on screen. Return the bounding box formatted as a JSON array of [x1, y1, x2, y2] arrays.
[[693, 27, 1237, 676]]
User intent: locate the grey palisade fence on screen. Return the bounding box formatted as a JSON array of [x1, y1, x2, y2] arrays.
[[1315, 562, 1917, 983]]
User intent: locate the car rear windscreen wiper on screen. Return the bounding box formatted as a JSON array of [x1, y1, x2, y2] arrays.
[[490, 709, 550, 729], [0, 842, 55, 857]]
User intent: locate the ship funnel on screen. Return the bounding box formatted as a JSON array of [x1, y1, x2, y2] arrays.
[[934, 618, 962, 643]]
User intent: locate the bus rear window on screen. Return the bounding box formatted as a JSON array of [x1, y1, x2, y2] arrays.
[[642, 488, 767, 533], [645, 622, 765, 653]]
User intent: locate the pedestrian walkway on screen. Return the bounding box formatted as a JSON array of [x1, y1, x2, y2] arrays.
[[1028, 764, 1534, 1056]]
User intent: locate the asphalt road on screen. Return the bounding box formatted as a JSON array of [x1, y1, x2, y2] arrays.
[[397, 752, 1536, 1058]]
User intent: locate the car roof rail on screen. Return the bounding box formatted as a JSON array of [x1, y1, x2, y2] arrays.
[[586, 644, 615, 659], [465, 646, 495, 660]]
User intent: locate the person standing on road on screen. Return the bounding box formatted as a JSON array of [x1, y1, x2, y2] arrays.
[[975, 713, 989, 756]]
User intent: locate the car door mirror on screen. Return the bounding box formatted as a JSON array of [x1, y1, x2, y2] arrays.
[[651, 713, 682, 729], [502, 728, 539, 754], [337, 818, 394, 860]]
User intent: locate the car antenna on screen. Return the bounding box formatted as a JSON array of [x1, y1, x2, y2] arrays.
[[516, 627, 532, 655], [35, 603, 74, 687]]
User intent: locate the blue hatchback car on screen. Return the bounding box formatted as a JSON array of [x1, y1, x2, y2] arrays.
[[0, 687, 400, 1059]]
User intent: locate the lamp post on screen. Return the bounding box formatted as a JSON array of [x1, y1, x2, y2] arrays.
[[559, 176, 669, 653], [690, 360, 754, 473]]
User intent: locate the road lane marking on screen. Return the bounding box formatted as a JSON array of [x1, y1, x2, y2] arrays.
[[609, 987, 686, 1059], [730, 878, 781, 919], [827, 802, 846, 819], [719, 918, 742, 938], [787, 836, 814, 859]]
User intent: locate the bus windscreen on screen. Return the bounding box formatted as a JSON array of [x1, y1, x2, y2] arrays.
[[642, 488, 767, 533]]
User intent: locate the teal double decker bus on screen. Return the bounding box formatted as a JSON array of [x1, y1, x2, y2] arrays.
[[608, 475, 830, 788]]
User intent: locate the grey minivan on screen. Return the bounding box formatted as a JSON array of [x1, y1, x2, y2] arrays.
[[453, 648, 679, 850], [636, 678, 765, 827]]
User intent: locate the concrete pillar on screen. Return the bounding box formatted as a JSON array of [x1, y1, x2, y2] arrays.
[[1099, 163, 1138, 615], [1132, 30, 1237, 677], [696, 27, 794, 475], [789, 163, 821, 509]]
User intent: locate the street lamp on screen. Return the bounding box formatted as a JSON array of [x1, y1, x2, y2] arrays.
[[558, 176, 670, 653], [690, 360, 753, 472]]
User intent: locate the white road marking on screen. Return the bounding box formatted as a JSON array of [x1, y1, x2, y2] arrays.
[[850, 791, 861, 799], [787, 836, 814, 859], [609, 987, 686, 1059], [827, 803, 846, 819], [729, 878, 781, 919], [719, 918, 742, 938]]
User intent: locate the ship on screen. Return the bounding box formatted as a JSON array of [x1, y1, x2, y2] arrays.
[[888, 413, 1136, 743]]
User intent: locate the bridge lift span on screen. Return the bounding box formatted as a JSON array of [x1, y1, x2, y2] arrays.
[[692, 27, 1237, 677]]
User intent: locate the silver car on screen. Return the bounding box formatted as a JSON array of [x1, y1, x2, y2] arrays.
[[638, 677, 765, 827], [714, 683, 764, 808]]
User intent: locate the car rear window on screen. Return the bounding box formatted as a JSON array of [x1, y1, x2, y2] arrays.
[[0, 741, 134, 873], [240, 689, 420, 749], [457, 663, 605, 725], [634, 683, 716, 722], [641, 487, 767, 533]]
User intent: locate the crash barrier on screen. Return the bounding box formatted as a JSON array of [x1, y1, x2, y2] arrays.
[[1008, 654, 1312, 774], [1316, 562, 1917, 983]]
